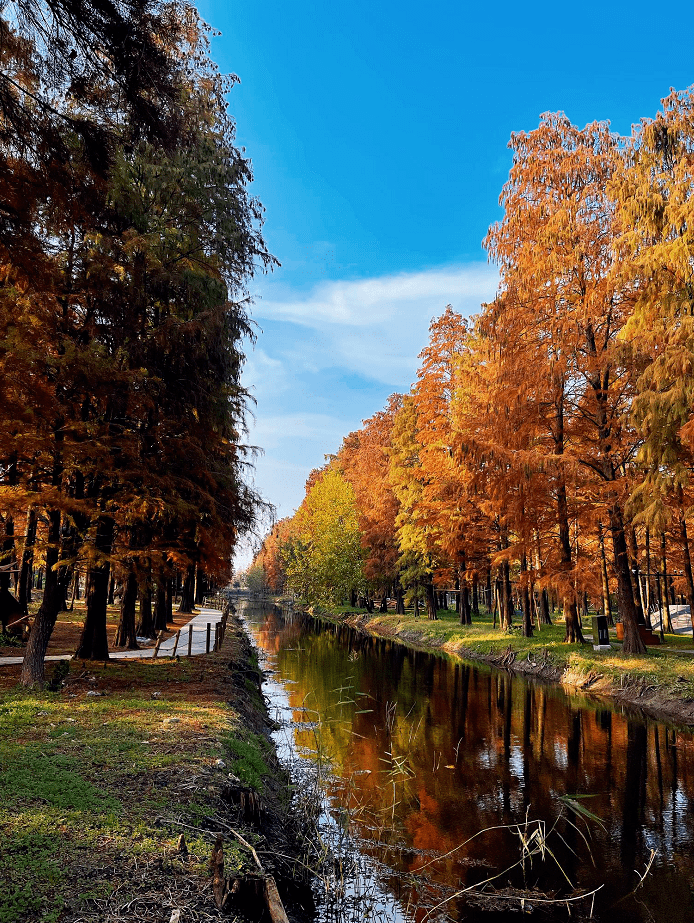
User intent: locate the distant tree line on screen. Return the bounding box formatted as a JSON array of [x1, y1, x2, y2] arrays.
[[0, 0, 274, 683], [253, 92, 694, 656]]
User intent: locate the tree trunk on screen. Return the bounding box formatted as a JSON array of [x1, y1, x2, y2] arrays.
[[68, 569, 79, 610], [660, 533, 673, 634], [626, 527, 645, 625], [395, 584, 405, 615], [0, 510, 16, 625], [0, 515, 15, 589], [20, 436, 67, 685], [531, 590, 541, 630], [632, 529, 650, 625], [59, 566, 71, 612], [644, 527, 652, 627], [178, 564, 195, 613], [563, 596, 583, 643], [551, 396, 581, 642], [533, 533, 551, 625], [154, 569, 168, 632], [166, 576, 173, 624], [17, 506, 38, 614], [463, 585, 472, 625], [558, 481, 583, 643], [459, 579, 469, 625], [424, 580, 437, 620], [521, 581, 533, 638], [680, 518, 694, 643], [107, 574, 115, 605], [115, 567, 139, 648], [521, 555, 533, 638], [137, 561, 155, 638], [75, 515, 114, 660], [472, 573, 479, 616], [538, 589, 550, 626], [655, 564, 665, 643], [57, 471, 86, 616], [20, 510, 66, 685], [610, 502, 646, 654], [497, 569, 506, 628], [502, 561, 514, 629], [195, 565, 206, 605], [598, 521, 613, 626]]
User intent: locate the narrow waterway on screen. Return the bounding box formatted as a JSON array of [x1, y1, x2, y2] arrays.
[[243, 602, 694, 922]]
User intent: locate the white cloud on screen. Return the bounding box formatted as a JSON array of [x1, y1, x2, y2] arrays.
[[238, 262, 501, 545], [249, 262, 498, 392], [242, 348, 289, 411], [250, 412, 351, 452], [243, 347, 285, 381], [256, 263, 498, 329]]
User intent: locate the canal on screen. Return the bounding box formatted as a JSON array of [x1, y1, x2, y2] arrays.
[[242, 602, 694, 922]]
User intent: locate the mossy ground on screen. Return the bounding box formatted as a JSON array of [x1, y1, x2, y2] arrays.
[[0, 625, 277, 923]]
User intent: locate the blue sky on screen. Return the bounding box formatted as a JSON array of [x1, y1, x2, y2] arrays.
[[194, 0, 694, 564]]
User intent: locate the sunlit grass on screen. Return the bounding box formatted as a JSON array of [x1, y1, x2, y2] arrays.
[[0, 649, 270, 922]]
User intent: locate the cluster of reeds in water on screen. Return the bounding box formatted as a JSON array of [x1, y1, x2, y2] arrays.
[[268, 678, 658, 923]]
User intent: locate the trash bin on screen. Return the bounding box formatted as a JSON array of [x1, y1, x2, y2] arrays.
[[592, 615, 610, 650]]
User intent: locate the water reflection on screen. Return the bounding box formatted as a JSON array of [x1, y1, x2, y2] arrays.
[[246, 604, 694, 922]]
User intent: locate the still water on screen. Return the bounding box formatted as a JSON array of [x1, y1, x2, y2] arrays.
[[243, 603, 694, 922]]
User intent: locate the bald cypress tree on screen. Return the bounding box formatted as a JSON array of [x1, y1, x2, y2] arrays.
[[2, 10, 274, 681]]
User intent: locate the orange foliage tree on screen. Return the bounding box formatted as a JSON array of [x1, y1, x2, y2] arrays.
[[484, 113, 645, 652], [250, 92, 694, 657], [338, 395, 403, 611]]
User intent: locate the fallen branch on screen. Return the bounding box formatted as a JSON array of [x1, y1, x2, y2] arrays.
[[227, 827, 263, 872]]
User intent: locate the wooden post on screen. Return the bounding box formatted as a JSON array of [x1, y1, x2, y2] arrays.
[[206, 622, 211, 654], [188, 625, 193, 657], [153, 631, 163, 658], [171, 629, 181, 658], [214, 622, 220, 651]]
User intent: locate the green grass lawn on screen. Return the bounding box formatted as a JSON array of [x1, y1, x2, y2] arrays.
[[0, 646, 272, 922]]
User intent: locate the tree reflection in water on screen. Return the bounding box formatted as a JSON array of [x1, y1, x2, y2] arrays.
[[246, 604, 694, 923]]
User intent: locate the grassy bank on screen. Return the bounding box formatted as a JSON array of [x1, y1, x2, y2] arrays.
[[0, 616, 308, 923], [295, 602, 694, 727]]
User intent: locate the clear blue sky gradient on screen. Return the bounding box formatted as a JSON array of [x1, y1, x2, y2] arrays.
[[194, 0, 694, 562]]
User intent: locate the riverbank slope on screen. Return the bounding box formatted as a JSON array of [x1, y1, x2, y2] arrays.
[[0, 612, 312, 923], [288, 602, 694, 728]]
